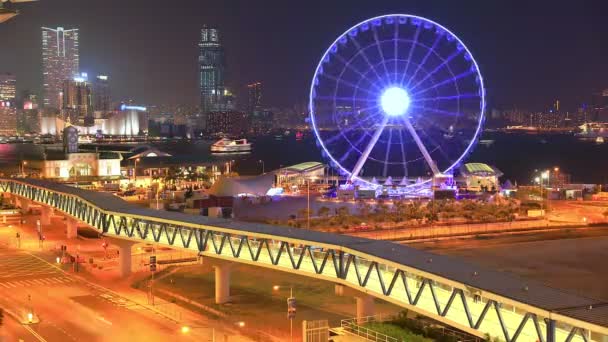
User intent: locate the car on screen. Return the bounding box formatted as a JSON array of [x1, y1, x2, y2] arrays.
[[353, 222, 371, 231]]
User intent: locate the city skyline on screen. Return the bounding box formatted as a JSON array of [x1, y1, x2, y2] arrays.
[[0, 0, 606, 111], [1, 4, 608, 341]]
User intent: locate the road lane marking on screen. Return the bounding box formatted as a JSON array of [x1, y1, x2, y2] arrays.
[[22, 324, 47, 342], [96, 316, 113, 325]]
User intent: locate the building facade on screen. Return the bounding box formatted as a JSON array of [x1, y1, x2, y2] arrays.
[[42, 27, 79, 109], [0, 72, 16, 103], [93, 75, 110, 112], [62, 76, 93, 125], [247, 82, 262, 114], [199, 26, 225, 122], [206, 111, 247, 136], [0, 105, 17, 136]]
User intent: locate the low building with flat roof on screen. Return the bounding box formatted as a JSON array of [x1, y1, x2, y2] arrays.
[[459, 162, 503, 192]]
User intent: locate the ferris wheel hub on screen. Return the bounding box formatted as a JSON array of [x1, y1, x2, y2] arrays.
[[380, 87, 410, 116]]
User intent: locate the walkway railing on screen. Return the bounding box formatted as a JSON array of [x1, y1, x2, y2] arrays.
[[341, 316, 399, 342], [1, 178, 607, 342]]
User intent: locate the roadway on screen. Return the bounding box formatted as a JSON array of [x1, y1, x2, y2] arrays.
[[0, 248, 198, 342], [0, 212, 256, 342]]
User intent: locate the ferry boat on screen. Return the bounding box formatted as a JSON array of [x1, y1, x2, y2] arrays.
[[210, 138, 252, 153]]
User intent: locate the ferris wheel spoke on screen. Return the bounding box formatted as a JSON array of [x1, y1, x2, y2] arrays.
[[398, 128, 408, 178], [405, 33, 443, 88], [382, 128, 393, 177], [410, 104, 462, 117], [399, 24, 422, 85], [372, 26, 392, 84], [350, 115, 389, 180], [401, 117, 440, 175], [332, 54, 383, 93], [408, 49, 465, 93], [411, 69, 476, 97], [324, 114, 377, 145], [319, 73, 377, 97], [314, 95, 376, 103], [338, 129, 370, 163], [414, 118, 453, 167], [411, 93, 479, 103], [349, 37, 386, 88], [393, 22, 399, 83]]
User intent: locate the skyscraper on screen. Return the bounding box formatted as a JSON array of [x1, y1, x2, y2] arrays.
[[42, 27, 79, 110], [247, 82, 262, 114], [199, 26, 225, 121], [0, 72, 16, 103], [62, 75, 92, 125], [93, 75, 111, 113]]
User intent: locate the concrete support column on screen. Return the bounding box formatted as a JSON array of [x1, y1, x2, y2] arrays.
[[213, 262, 233, 304], [109, 239, 137, 278], [40, 206, 53, 226], [335, 284, 376, 323], [66, 218, 78, 239], [355, 295, 375, 323]]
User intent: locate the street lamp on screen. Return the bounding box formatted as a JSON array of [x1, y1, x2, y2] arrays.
[[273, 285, 295, 342], [258, 160, 265, 174], [540, 171, 549, 215], [306, 178, 311, 230]]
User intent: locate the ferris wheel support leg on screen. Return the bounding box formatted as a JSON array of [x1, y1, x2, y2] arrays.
[[349, 116, 389, 181], [403, 118, 440, 175]]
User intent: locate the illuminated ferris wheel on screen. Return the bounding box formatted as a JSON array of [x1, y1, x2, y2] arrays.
[[309, 14, 485, 189]]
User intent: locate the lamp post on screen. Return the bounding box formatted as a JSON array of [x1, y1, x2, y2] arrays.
[[21, 161, 27, 177], [258, 160, 265, 174], [541, 170, 549, 215], [273, 285, 295, 342], [307, 179, 310, 230], [133, 158, 141, 183]]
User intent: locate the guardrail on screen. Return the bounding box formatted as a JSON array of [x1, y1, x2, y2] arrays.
[[341, 316, 398, 342]]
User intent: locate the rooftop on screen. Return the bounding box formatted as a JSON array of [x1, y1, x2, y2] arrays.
[[280, 161, 324, 173]]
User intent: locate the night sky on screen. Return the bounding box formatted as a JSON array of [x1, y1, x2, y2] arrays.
[[1, 0, 607, 111]]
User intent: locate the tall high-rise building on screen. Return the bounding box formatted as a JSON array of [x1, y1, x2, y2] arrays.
[[0, 72, 16, 103], [42, 27, 79, 110], [199, 26, 225, 121], [247, 82, 262, 114], [62, 75, 92, 125], [93, 75, 111, 112]]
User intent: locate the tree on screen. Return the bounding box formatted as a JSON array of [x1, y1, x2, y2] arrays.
[[391, 200, 408, 223], [336, 206, 350, 224], [374, 202, 390, 220], [297, 208, 310, 220], [425, 201, 439, 225], [317, 206, 330, 218], [357, 201, 372, 218], [406, 202, 425, 224]]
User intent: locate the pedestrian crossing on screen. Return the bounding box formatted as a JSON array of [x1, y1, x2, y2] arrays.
[[0, 275, 75, 288]]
